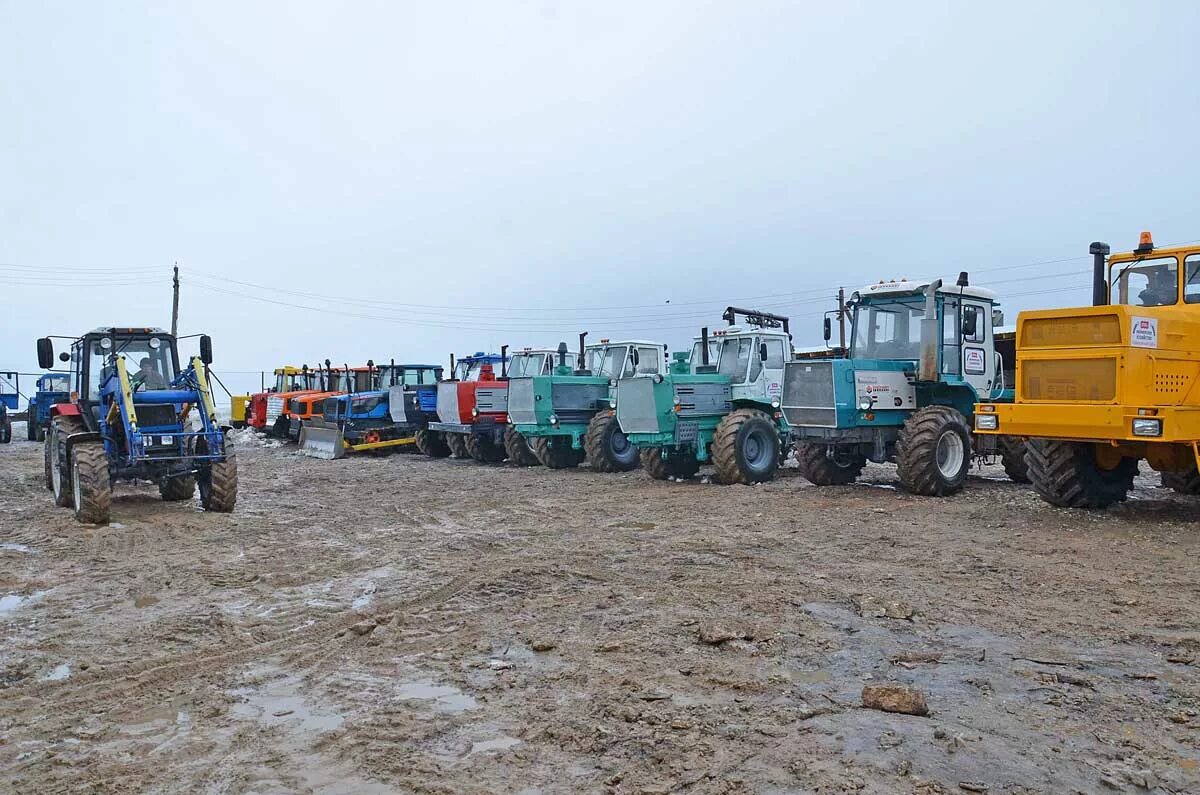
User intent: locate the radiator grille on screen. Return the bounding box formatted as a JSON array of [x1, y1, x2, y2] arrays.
[[1021, 358, 1117, 402], [781, 360, 836, 427], [506, 378, 537, 425]]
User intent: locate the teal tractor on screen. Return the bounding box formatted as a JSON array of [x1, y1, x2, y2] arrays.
[[507, 335, 667, 470], [781, 274, 1027, 496], [616, 307, 791, 484]]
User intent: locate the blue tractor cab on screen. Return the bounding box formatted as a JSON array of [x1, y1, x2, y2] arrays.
[[26, 372, 70, 441], [0, 370, 17, 444]]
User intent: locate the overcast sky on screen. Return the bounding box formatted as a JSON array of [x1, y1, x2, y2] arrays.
[[3, 1, 1198, 398]]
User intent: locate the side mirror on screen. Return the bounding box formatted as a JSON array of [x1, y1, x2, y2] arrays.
[[37, 338, 54, 369], [630, 348, 640, 366], [823, 318, 832, 342], [199, 334, 213, 365], [961, 310, 978, 338], [759, 342, 769, 361]]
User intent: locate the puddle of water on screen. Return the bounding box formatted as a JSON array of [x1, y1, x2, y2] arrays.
[[0, 591, 48, 615], [42, 664, 71, 682], [134, 595, 159, 608], [396, 681, 478, 713], [351, 593, 372, 610], [0, 543, 33, 554], [230, 691, 344, 732], [467, 735, 521, 756], [790, 669, 831, 685]]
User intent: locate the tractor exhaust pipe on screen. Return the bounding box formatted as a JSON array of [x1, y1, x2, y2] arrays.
[[449, 353, 456, 381], [344, 362, 351, 394], [919, 280, 942, 382], [1091, 241, 1111, 306], [701, 327, 709, 366], [557, 341, 569, 370], [500, 345, 509, 379], [578, 332, 587, 371], [389, 358, 395, 386]]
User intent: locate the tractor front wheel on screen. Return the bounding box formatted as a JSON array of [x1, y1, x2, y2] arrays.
[[51, 416, 83, 507], [1026, 439, 1137, 509], [895, 406, 972, 496], [503, 426, 539, 466], [197, 441, 238, 513], [445, 433, 469, 458], [465, 433, 506, 464], [1161, 466, 1200, 495], [71, 442, 112, 524], [27, 416, 39, 441], [532, 436, 584, 469], [43, 429, 54, 490], [415, 429, 451, 458], [998, 435, 1031, 484], [159, 476, 197, 501], [585, 412, 640, 472], [795, 442, 865, 486], [712, 408, 780, 485], [640, 447, 701, 481], [0, 416, 10, 444]]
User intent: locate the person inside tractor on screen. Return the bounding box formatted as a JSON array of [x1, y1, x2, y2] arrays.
[[131, 356, 168, 391]]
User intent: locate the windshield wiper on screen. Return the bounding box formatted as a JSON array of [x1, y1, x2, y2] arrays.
[[1109, 256, 1145, 298]]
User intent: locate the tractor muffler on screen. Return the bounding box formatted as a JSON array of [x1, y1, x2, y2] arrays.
[[299, 420, 345, 459]]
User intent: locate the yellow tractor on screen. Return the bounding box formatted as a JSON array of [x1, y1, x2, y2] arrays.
[[975, 232, 1200, 508]]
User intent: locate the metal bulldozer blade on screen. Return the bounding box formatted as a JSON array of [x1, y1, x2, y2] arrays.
[[299, 420, 345, 459]]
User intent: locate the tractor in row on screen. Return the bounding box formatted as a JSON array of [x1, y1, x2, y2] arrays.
[[25, 372, 71, 441], [0, 370, 17, 444], [36, 327, 237, 524]]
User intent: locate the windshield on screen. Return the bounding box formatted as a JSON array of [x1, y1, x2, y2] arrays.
[[508, 353, 548, 378], [851, 300, 924, 360], [689, 340, 720, 368], [716, 337, 753, 380], [1111, 256, 1179, 307], [87, 336, 177, 397], [42, 374, 70, 392], [588, 346, 628, 378]]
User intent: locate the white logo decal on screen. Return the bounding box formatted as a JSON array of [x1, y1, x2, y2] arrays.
[[964, 348, 986, 375], [1131, 316, 1158, 349]]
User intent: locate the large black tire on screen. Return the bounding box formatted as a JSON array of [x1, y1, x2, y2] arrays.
[[43, 430, 54, 490], [795, 442, 865, 486], [446, 433, 469, 459], [71, 442, 112, 524], [0, 417, 10, 444], [640, 447, 701, 481], [584, 412, 640, 472], [1161, 466, 1200, 495], [531, 436, 584, 469], [1025, 439, 1137, 509], [198, 445, 238, 513], [269, 416, 290, 440], [712, 408, 780, 485], [503, 425, 539, 467], [415, 428, 450, 458], [27, 415, 38, 441], [895, 406, 973, 496], [159, 476, 196, 501], [998, 435, 1031, 484], [51, 416, 83, 508], [464, 433, 506, 464]]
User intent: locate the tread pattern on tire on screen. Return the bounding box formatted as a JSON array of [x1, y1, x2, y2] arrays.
[[202, 450, 238, 512], [795, 442, 865, 486], [415, 428, 450, 458], [531, 436, 582, 469], [711, 408, 779, 485], [503, 425, 539, 467], [1161, 467, 1200, 495], [464, 433, 505, 464], [445, 433, 469, 459], [584, 412, 639, 473], [895, 405, 972, 496], [159, 476, 196, 501], [997, 435, 1031, 484], [1026, 439, 1136, 509], [639, 447, 699, 480], [72, 441, 112, 524], [51, 416, 84, 507]]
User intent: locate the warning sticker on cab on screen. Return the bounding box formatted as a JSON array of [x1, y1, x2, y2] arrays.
[[1131, 316, 1158, 349]]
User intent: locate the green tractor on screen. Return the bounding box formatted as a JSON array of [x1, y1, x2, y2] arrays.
[[507, 335, 667, 470], [616, 307, 790, 484]]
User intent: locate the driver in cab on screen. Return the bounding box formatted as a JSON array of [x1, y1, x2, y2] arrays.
[[130, 357, 167, 391]]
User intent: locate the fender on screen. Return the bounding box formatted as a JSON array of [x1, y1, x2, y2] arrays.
[[51, 403, 81, 418], [63, 431, 103, 456]]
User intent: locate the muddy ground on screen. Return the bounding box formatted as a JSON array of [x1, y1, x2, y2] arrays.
[[1, 425, 1198, 795]]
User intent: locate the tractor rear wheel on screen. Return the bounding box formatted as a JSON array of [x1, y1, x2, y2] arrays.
[[1026, 439, 1137, 509], [465, 433, 506, 464], [445, 433, 469, 458], [998, 435, 1031, 484], [1161, 466, 1200, 495], [531, 436, 584, 469], [159, 476, 196, 501], [585, 412, 640, 472], [0, 416, 10, 444], [640, 447, 701, 481], [27, 416, 38, 441], [795, 442, 865, 485], [43, 429, 54, 490], [895, 406, 972, 496], [415, 429, 451, 458], [503, 426, 539, 466], [197, 440, 238, 513], [71, 442, 112, 524], [51, 416, 83, 507], [712, 408, 780, 485]]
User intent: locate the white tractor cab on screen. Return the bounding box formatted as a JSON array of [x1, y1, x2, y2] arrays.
[[782, 274, 1025, 496]]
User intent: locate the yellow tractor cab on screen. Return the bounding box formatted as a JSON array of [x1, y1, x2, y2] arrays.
[[975, 232, 1200, 507]]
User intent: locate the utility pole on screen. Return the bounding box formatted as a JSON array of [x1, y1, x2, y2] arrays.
[[170, 263, 180, 338]]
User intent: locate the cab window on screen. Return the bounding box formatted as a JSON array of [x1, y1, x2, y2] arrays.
[[635, 347, 660, 375], [962, 304, 986, 343], [1185, 255, 1200, 303], [717, 337, 753, 382], [1112, 256, 1178, 307]]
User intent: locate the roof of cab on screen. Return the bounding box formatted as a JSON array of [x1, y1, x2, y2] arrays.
[[858, 279, 997, 301]]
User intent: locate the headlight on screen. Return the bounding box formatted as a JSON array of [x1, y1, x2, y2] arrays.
[[1132, 418, 1162, 437], [672, 396, 681, 406], [770, 399, 780, 409], [412, 396, 420, 406], [608, 379, 617, 388], [975, 414, 998, 430], [859, 401, 872, 411], [471, 407, 479, 417], [148, 337, 161, 349], [549, 414, 558, 425], [609, 399, 617, 409], [652, 374, 664, 384]]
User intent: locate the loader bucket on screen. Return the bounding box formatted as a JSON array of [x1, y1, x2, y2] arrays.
[[299, 420, 345, 460]]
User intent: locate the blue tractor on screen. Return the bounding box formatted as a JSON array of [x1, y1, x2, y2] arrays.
[[300, 360, 444, 457], [0, 371, 17, 444], [37, 327, 237, 523], [780, 275, 1027, 496], [25, 372, 70, 442]]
